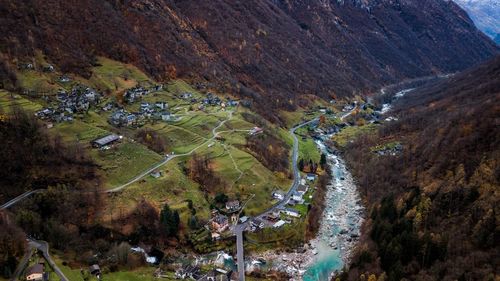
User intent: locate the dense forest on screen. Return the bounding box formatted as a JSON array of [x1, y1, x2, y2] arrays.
[[339, 57, 500, 281], [0, 109, 186, 277], [0, 109, 106, 276], [0, 108, 101, 200]]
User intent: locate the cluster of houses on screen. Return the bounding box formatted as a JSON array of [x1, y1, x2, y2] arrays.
[[258, 174, 317, 230], [35, 85, 101, 123], [193, 93, 239, 110], [108, 103, 173, 127], [123, 85, 162, 104], [208, 200, 242, 240], [105, 85, 176, 127], [18, 62, 54, 73]]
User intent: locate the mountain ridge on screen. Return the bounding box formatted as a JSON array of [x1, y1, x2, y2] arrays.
[[0, 0, 498, 121], [453, 0, 500, 43]]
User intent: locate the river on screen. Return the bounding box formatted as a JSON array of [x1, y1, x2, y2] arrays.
[[301, 136, 364, 280]]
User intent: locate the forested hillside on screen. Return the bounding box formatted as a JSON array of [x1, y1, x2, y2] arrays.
[[341, 57, 500, 281], [0, 0, 498, 121]]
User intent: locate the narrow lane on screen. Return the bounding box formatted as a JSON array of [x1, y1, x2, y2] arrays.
[[30, 239, 69, 281], [234, 117, 318, 281], [1, 190, 42, 210], [107, 110, 234, 193], [10, 239, 69, 281]]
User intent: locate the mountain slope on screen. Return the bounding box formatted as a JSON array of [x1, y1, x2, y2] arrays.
[[0, 0, 498, 121], [342, 56, 500, 281], [454, 0, 500, 43]]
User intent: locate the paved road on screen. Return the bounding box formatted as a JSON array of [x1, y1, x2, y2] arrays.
[[233, 118, 318, 281], [0, 190, 42, 210], [30, 239, 69, 281], [340, 106, 356, 121], [10, 243, 33, 281], [10, 239, 68, 281]]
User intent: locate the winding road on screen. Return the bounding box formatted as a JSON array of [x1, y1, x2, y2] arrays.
[[1, 108, 353, 281], [233, 117, 319, 281], [106, 110, 235, 193], [0, 190, 42, 210], [10, 239, 68, 281], [233, 108, 356, 280]]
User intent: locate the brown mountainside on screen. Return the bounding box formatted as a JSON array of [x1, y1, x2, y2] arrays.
[[0, 0, 498, 121], [342, 56, 500, 281]]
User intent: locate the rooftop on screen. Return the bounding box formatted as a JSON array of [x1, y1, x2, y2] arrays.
[[92, 134, 120, 146], [26, 264, 43, 276]]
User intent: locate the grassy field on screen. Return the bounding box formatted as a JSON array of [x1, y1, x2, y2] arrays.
[[245, 220, 306, 253], [90, 57, 152, 93], [53, 256, 165, 281], [54, 120, 110, 142], [93, 142, 163, 188], [0, 91, 44, 113], [297, 137, 321, 163], [332, 123, 378, 148], [103, 157, 211, 221], [4, 56, 311, 259]]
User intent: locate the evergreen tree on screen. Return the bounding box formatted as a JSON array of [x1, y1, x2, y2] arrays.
[[188, 215, 199, 230], [298, 158, 305, 171], [320, 153, 327, 169], [160, 204, 179, 237]]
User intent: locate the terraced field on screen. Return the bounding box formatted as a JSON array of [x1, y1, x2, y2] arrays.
[[1, 58, 293, 237]]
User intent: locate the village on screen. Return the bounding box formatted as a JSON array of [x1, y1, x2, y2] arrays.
[[33, 81, 241, 131], [2, 57, 401, 281]]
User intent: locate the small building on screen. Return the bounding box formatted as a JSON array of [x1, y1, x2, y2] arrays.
[[306, 173, 317, 181], [126, 114, 137, 126], [43, 64, 54, 72], [150, 170, 162, 178], [297, 184, 309, 195], [225, 200, 240, 212], [273, 220, 286, 228], [109, 110, 127, 126], [59, 75, 70, 83], [180, 92, 193, 99], [251, 218, 265, 229], [89, 264, 101, 277], [272, 191, 285, 201], [283, 208, 301, 218], [155, 101, 168, 110], [160, 112, 173, 121], [291, 191, 303, 203], [239, 216, 249, 223], [249, 127, 263, 135], [267, 210, 280, 222], [211, 214, 229, 233], [91, 134, 120, 148], [26, 264, 44, 281], [140, 102, 151, 111]]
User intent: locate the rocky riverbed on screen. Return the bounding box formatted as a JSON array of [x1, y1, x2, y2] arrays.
[[245, 136, 364, 280], [302, 139, 364, 280]]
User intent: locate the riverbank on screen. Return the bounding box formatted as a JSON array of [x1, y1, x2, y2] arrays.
[[245, 135, 364, 280], [302, 139, 364, 280]]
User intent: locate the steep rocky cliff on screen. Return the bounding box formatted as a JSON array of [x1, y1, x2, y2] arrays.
[[0, 0, 497, 120], [454, 0, 500, 43]]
